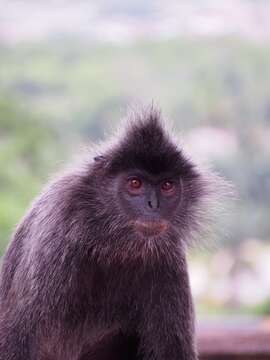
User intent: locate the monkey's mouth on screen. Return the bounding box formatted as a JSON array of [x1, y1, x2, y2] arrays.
[[133, 220, 168, 237]]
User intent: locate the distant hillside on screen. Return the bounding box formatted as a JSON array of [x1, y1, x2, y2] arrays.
[[0, 37, 270, 252]]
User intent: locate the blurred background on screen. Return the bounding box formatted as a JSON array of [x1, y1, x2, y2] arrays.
[[1, 0, 270, 321]]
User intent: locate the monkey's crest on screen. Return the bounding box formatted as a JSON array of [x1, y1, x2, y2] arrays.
[[102, 108, 197, 179]]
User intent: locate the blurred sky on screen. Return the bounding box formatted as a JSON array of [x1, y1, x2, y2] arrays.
[[1, 0, 270, 44]]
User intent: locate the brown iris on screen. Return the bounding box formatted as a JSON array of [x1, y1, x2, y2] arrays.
[[128, 177, 142, 190], [161, 180, 175, 192]]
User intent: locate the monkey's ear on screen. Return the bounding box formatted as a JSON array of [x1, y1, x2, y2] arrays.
[[94, 155, 108, 165], [94, 155, 110, 170], [94, 155, 106, 162]]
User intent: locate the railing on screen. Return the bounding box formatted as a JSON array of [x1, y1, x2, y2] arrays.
[[198, 319, 270, 359]]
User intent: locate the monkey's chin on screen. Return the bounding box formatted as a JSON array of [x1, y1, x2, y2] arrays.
[[133, 220, 168, 237]]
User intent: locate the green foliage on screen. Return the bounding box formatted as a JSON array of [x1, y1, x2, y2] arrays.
[[0, 99, 62, 255], [253, 299, 270, 316]]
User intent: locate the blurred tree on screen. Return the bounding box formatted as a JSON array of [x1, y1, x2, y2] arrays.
[[0, 99, 62, 255]]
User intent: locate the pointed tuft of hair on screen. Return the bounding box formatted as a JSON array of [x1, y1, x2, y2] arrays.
[[106, 107, 198, 179]]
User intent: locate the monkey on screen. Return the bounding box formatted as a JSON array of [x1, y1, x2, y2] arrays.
[[0, 107, 228, 360]]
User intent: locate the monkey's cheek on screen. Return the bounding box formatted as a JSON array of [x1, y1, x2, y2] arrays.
[[133, 220, 168, 237]]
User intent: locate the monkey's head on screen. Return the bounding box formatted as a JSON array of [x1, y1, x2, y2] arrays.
[[89, 108, 228, 264]]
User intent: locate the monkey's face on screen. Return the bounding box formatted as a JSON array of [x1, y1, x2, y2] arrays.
[[91, 113, 205, 263], [115, 170, 182, 237]]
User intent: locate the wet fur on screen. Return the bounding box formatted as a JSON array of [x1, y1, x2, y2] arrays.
[[0, 107, 226, 359]]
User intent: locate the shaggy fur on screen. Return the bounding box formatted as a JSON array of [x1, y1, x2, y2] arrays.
[[0, 108, 225, 360]]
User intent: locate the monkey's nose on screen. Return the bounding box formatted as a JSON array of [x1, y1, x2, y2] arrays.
[[148, 192, 159, 209]]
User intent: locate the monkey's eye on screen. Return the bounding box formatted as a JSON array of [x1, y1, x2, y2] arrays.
[[161, 180, 175, 193], [128, 177, 142, 190]]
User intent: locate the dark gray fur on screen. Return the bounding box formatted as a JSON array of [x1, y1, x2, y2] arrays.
[[0, 108, 216, 360]]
